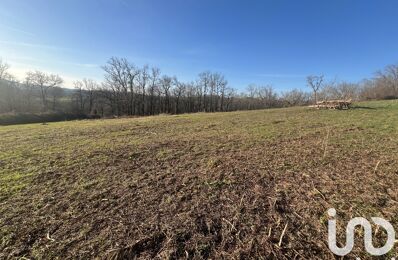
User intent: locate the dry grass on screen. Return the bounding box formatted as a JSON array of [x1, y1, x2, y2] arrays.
[[1, 100, 398, 259]]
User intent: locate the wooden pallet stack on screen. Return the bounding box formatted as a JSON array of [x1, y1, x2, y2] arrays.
[[309, 99, 352, 110]]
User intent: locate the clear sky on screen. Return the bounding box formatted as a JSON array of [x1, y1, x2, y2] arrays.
[[1, 0, 398, 91]]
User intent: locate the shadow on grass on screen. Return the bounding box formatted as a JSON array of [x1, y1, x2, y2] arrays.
[[351, 106, 376, 110]]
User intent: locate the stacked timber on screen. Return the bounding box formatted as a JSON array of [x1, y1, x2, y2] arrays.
[[309, 99, 352, 110]]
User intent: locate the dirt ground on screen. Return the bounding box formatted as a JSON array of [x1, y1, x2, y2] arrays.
[[1, 100, 398, 259]]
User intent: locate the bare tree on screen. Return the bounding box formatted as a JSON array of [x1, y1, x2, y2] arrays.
[[213, 73, 227, 111], [373, 64, 398, 99], [18, 76, 36, 112], [225, 87, 237, 111], [148, 67, 160, 115], [198, 72, 211, 112], [184, 82, 196, 113], [137, 65, 149, 115], [160, 76, 173, 113], [26, 71, 63, 111], [12, 56, 398, 120], [49, 86, 64, 111], [73, 79, 99, 114], [307, 75, 324, 104], [218, 77, 228, 111], [282, 89, 310, 106], [74, 80, 85, 112], [258, 85, 277, 108], [0, 59, 11, 80], [173, 79, 185, 114], [83, 79, 99, 114], [102, 57, 131, 115], [246, 84, 258, 110]]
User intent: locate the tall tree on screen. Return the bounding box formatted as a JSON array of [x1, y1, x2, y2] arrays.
[[148, 67, 160, 115], [74, 81, 85, 112], [307, 75, 324, 104], [102, 57, 131, 115], [0, 59, 11, 80], [198, 72, 211, 112], [26, 71, 63, 111], [83, 79, 99, 114], [137, 65, 149, 115], [173, 79, 185, 114], [160, 76, 173, 113]]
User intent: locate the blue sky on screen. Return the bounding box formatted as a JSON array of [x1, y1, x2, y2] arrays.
[[1, 0, 398, 91]]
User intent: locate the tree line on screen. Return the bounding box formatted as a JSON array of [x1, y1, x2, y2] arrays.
[[1, 57, 398, 118]]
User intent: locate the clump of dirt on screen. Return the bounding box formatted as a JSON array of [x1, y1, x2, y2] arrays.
[[108, 233, 166, 259]]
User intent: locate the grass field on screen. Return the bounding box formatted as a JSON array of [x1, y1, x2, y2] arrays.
[[1, 100, 398, 259]]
